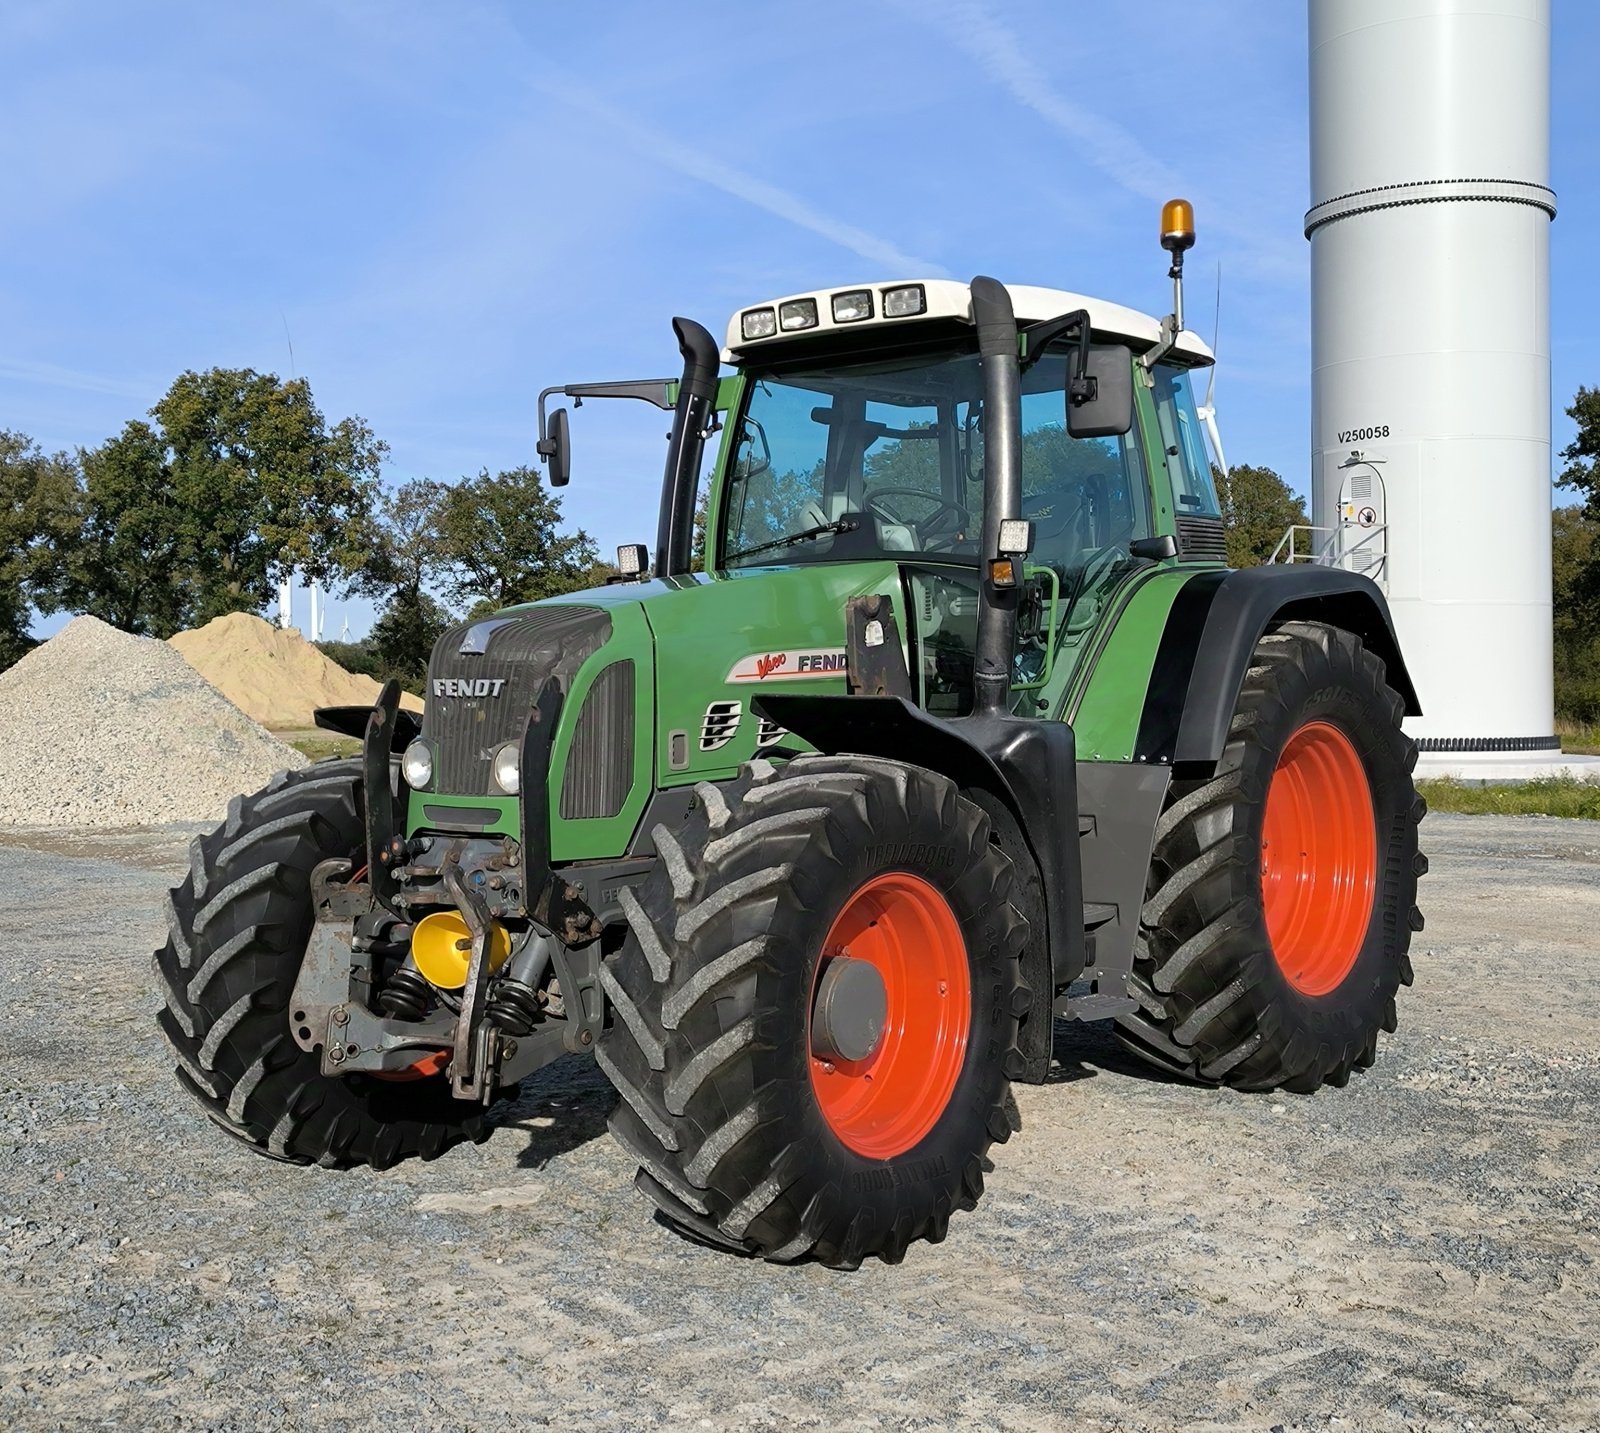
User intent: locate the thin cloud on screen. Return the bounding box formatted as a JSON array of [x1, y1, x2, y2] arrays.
[[0, 356, 152, 400], [534, 74, 949, 279], [904, 0, 1185, 204], [898, 0, 1302, 280]]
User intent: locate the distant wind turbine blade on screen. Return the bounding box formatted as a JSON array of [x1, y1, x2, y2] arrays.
[[1201, 408, 1227, 476]]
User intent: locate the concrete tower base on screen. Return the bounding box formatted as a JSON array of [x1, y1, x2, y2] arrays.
[[1415, 749, 1600, 784]]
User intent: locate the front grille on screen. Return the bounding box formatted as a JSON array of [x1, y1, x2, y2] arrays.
[[422, 605, 609, 795], [559, 660, 635, 820], [1176, 513, 1228, 561]]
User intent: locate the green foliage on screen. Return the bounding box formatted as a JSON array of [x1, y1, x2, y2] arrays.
[[353, 478, 452, 678], [315, 640, 383, 680], [0, 431, 78, 666], [39, 370, 383, 635], [1558, 386, 1600, 511], [1553, 505, 1600, 723], [369, 589, 450, 682], [436, 466, 598, 612], [1215, 464, 1307, 568], [1417, 776, 1600, 820]]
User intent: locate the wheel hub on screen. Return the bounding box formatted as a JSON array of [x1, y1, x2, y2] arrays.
[[810, 956, 889, 1063]]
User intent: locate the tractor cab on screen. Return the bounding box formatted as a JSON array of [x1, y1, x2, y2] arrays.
[[702, 279, 1225, 712]]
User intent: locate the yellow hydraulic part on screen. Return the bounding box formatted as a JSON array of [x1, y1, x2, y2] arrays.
[[410, 910, 512, 991]]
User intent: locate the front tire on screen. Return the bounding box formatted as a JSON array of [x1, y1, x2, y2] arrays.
[[1116, 621, 1426, 1092], [153, 760, 493, 1168], [599, 755, 1029, 1268]]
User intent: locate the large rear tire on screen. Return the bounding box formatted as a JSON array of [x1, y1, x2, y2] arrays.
[[598, 755, 1029, 1268], [1116, 621, 1426, 1092], [153, 760, 493, 1168]]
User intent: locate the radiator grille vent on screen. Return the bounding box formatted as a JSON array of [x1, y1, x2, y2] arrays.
[[422, 605, 608, 795], [1176, 514, 1228, 562], [559, 660, 635, 821]]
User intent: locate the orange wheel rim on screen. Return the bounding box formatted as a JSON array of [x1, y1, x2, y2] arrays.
[[808, 873, 971, 1160], [1260, 720, 1378, 996]]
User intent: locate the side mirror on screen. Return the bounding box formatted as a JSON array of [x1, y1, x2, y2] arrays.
[[539, 407, 572, 487], [1067, 345, 1134, 439], [1130, 533, 1179, 561]]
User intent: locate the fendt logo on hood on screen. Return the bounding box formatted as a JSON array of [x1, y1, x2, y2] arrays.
[[432, 677, 508, 699]]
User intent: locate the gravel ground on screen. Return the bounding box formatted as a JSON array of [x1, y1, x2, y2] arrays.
[[1, 812, 1597, 1431]]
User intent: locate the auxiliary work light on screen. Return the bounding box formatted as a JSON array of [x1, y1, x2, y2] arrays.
[[998, 519, 1034, 556], [882, 284, 926, 318], [741, 307, 777, 340], [779, 298, 819, 332], [616, 543, 648, 577], [831, 289, 874, 323]]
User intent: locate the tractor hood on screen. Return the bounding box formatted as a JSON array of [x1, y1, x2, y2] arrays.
[[408, 561, 905, 861]]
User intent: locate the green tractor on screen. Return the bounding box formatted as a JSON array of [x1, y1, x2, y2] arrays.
[[155, 204, 1425, 1267]]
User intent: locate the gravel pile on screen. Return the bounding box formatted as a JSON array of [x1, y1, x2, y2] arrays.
[[0, 615, 305, 827]]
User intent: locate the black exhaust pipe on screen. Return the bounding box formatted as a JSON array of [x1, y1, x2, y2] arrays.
[[655, 317, 721, 578], [970, 276, 1022, 718]]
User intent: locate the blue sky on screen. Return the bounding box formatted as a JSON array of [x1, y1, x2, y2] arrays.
[[6, 0, 1597, 639]]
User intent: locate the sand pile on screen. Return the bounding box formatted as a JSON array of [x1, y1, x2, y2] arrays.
[[0, 616, 306, 827], [170, 612, 422, 729]]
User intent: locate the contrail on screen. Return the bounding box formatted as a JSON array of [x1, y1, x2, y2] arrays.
[[535, 75, 948, 279], [898, 0, 1302, 278], [900, 0, 1185, 204]]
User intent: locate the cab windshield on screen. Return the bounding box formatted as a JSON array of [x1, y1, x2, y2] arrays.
[[717, 347, 1149, 578]]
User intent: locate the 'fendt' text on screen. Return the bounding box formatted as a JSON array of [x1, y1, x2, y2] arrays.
[[432, 677, 508, 699]]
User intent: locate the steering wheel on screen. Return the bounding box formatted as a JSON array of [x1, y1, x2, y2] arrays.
[[866, 488, 971, 541]]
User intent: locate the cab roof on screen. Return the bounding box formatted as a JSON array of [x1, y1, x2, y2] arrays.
[[723, 278, 1214, 367]]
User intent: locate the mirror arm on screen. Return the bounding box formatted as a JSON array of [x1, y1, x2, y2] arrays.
[[536, 379, 676, 451], [1020, 308, 1094, 389]]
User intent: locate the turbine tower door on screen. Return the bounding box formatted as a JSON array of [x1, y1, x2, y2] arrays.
[[1335, 458, 1386, 586]]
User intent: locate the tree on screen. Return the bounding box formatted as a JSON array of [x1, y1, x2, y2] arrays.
[[1216, 464, 1308, 568], [154, 368, 384, 620], [354, 478, 452, 679], [436, 466, 599, 614], [0, 431, 79, 666], [1553, 504, 1600, 722], [48, 421, 191, 635], [40, 369, 385, 636], [1558, 386, 1600, 513]]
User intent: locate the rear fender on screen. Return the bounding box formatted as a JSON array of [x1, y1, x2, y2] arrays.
[[1135, 566, 1420, 771]]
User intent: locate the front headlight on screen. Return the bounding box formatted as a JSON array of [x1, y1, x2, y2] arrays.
[[492, 742, 521, 795], [401, 739, 433, 790]]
